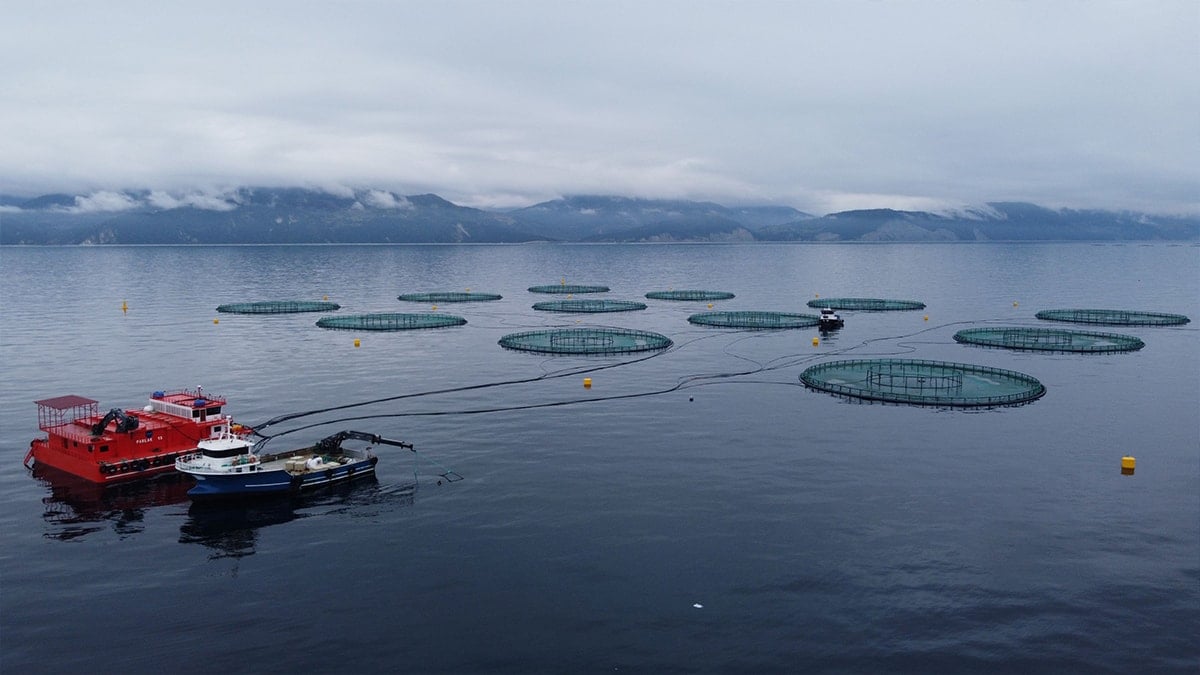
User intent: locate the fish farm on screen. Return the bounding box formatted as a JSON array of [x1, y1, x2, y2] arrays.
[[806, 298, 926, 311], [532, 299, 648, 313], [645, 290, 736, 301], [498, 328, 672, 354], [953, 327, 1145, 353], [397, 292, 503, 303], [316, 313, 467, 331], [528, 284, 610, 294], [800, 359, 1046, 407], [1035, 308, 1190, 326], [215, 300, 341, 314], [688, 311, 820, 329]]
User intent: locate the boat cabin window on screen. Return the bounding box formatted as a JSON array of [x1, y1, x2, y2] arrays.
[[201, 445, 250, 459]]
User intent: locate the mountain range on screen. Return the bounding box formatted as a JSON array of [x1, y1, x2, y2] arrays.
[[1, 188, 1196, 244]]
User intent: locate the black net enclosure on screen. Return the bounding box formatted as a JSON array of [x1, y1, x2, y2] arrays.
[[688, 311, 819, 329], [806, 298, 925, 311], [498, 328, 672, 354], [528, 284, 610, 294], [800, 359, 1045, 407], [954, 327, 1144, 353], [316, 313, 467, 331], [216, 300, 341, 314], [533, 299, 647, 313], [1035, 308, 1189, 326], [398, 292, 502, 303], [645, 290, 735, 301]]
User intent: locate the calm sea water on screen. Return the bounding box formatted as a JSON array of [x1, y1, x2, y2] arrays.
[[1, 243, 1197, 673]]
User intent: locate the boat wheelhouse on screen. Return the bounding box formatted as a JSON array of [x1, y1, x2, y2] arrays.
[[818, 307, 844, 329]]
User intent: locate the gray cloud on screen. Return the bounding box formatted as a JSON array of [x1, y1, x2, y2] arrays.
[[1, 1, 1196, 214], [68, 191, 139, 213]]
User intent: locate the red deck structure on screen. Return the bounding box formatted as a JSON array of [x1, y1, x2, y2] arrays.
[[27, 389, 248, 484]]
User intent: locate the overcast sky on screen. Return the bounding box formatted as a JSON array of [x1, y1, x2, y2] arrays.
[[2, 1, 1197, 214]]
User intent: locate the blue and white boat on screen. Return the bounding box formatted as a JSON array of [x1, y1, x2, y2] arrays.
[[175, 430, 412, 498]]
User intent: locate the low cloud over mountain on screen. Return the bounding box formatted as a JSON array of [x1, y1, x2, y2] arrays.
[[1, 188, 1195, 245]]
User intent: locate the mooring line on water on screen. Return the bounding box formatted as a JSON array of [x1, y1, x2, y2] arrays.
[[252, 316, 1012, 445]]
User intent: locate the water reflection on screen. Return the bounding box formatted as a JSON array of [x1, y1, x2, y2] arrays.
[[33, 463, 190, 541], [34, 461, 419, 553], [178, 477, 417, 559]]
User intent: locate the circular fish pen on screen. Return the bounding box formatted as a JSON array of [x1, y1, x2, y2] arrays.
[[954, 327, 1145, 353], [1035, 308, 1190, 326], [688, 311, 819, 329], [498, 328, 672, 354], [533, 299, 647, 313], [645, 290, 736, 301], [398, 292, 502, 303], [316, 313, 467, 331], [806, 298, 926, 311], [216, 300, 341, 314], [528, 284, 610, 294], [800, 359, 1045, 407]]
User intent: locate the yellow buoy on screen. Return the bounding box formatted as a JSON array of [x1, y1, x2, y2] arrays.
[[121, 300, 128, 314], [707, 303, 713, 309], [567, 293, 573, 299], [583, 377, 592, 388], [1013, 301, 1018, 307], [465, 287, 470, 292], [432, 305, 438, 311], [1121, 456, 1136, 472], [213, 318, 219, 324], [814, 293, 819, 298], [323, 295, 329, 301], [812, 337, 819, 347], [561, 277, 566, 285], [353, 338, 361, 348], [923, 314, 929, 321]]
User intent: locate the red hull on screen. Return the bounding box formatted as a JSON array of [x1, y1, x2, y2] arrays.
[[28, 389, 247, 485]]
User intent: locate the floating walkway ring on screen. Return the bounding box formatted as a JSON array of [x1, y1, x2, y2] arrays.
[[398, 292, 502, 303], [499, 328, 672, 354], [528, 284, 610, 294], [800, 358, 1045, 407], [688, 311, 819, 329], [954, 327, 1145, 353], [217, 300, 341, 314], [806, 298, 925, 311], [533, 299, 647, 313], [316, 313, 467, 331], [645, 290, 735, 301], [1035, 308, 1190, 326]]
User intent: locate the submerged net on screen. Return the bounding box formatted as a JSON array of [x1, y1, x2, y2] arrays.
[[499, 328, 672, 354], [806, 298, 926, 311], [954, 327, 1145, 353], [1035, 308, 1190, 326], [533, 299, 647, 313], [316, 313, 467, 331], [398, 292, 502, 303], [528, 284, 610, 294], [800, 359, 1045, 407], [645, 290, 736, 301], [216, 300, 341, 314], [688, 311, 819, 329]]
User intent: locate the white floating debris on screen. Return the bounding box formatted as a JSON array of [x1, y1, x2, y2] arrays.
[[692, 603, 703, 609]]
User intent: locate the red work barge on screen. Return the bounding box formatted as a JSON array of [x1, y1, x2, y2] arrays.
[[27, 389, 249, 484]]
